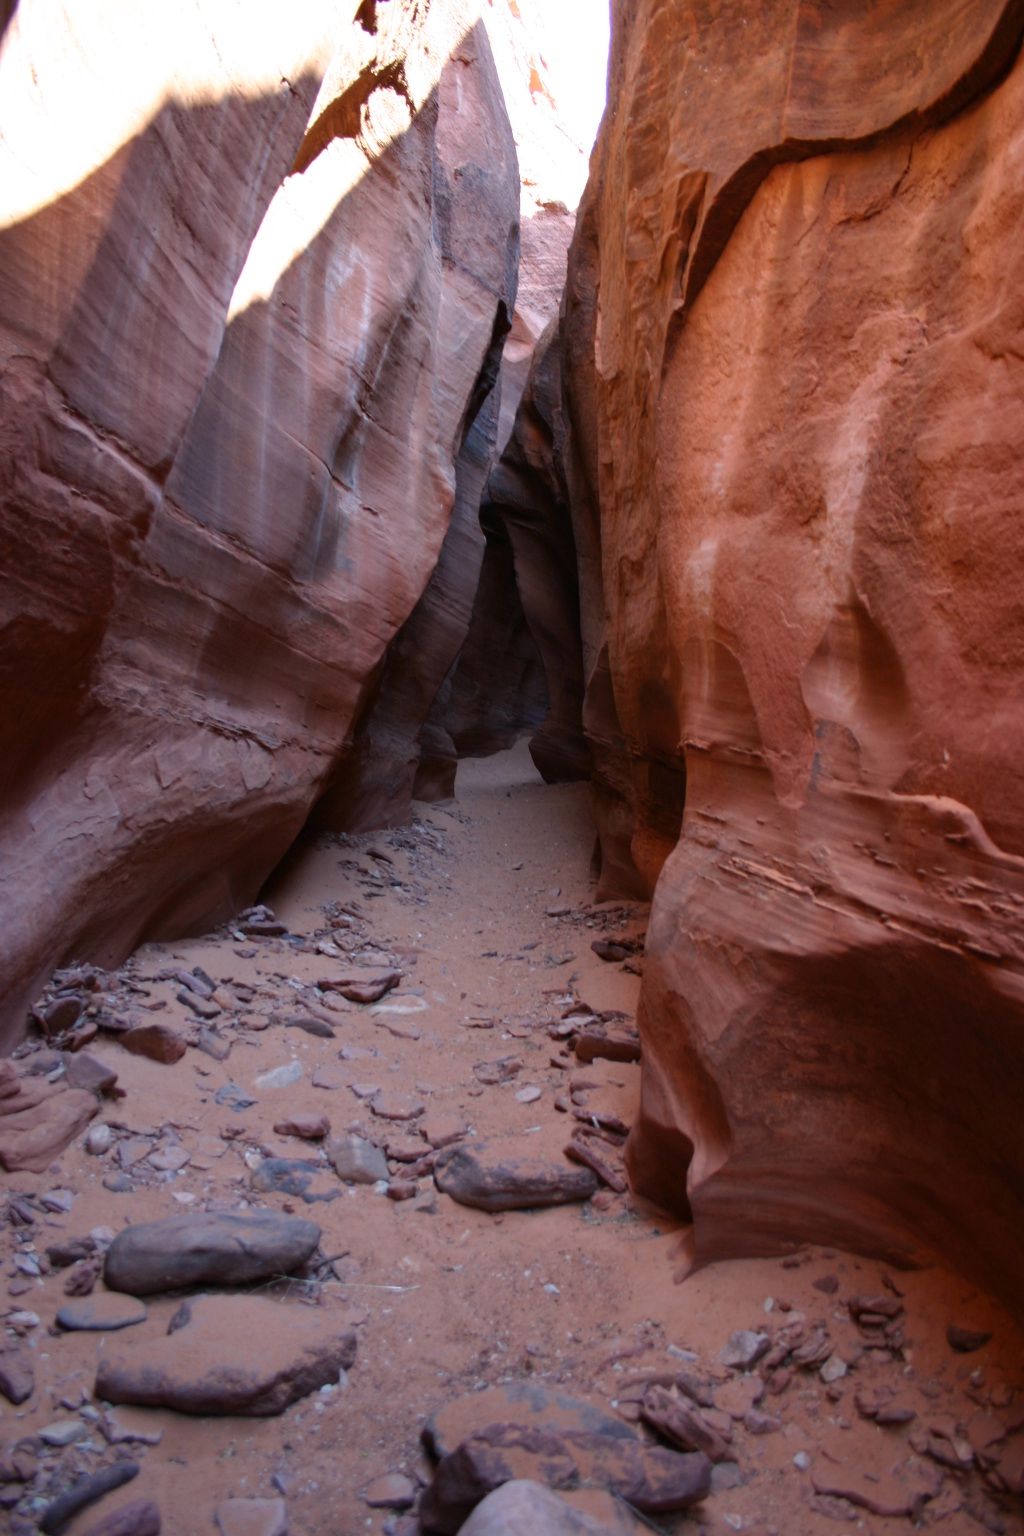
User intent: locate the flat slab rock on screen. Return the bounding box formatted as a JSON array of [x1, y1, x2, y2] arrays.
[[371, 1091, 425, 1122], [273, 1113, 330, 1141], [64, 1052, 119, 1095], [425, 1384, 636, 1460], [459, 1479, 650, 1535], [79, 1501, 161, 1536], [811, 1463, 936, 1518], [103, 1211, 320, 1295], [95, 1293, 356, 1416], [434, 1138, 598, 1211], [57, 1292, 148, 1332], [0, 1345, 34, 1404], [328, 1134, 389, 1184], [215, 1497, 288, 1536], [363, 1473, 417, 1510]]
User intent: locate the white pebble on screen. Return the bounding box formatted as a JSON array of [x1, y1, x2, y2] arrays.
[[85, 1124, 113, 1156]]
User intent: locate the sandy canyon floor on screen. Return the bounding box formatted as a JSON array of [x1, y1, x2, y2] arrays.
[[2, 744, 1023, 1536]]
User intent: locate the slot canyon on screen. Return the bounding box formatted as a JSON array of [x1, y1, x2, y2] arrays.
[[1, 0, 1023, 1531]]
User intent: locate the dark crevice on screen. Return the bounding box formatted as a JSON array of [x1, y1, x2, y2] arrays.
[[458, 300, 511, 451], [355, 0, 379, 34]]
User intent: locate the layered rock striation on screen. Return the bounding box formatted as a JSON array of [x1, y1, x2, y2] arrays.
[[0, 0, 521, 1044], [564, 0, 1024, 1307]]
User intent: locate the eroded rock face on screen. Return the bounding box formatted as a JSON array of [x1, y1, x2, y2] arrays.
[[0, 0, 521, 1045], [567, 1, 1024, 1307], [325, 7, 586, 829]]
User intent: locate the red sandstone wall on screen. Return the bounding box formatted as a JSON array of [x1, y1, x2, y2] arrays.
[[0, 1, 520, 1044], [566, 0, 1024, 1308]]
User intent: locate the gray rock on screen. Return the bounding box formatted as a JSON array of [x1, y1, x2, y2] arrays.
[[214, 1082, 256, 1112], [434, 1138, 597, 1211], [40, 1187, 75, 1213], [0, 1346, 34, 1404], [148, 1144, 190, 1173], [196, 1027, 232, 1062], [178, 991, 221, 1020], [363, 1473, 417, 1510], [39, 1418, 88, 1446], [710, 1461, 744, 1491], [57, 1293, 148, 1332], [214, 1497, 288, 1536], [328, 1134, 389, 1185], [103, 1211, 320, 1295], [255, 1062, 304, 1091], [39, 1462, 140, 1535], [117, 1138, 152, 1169], [250, 1158, 340, 1204], [719, 1330, 771, 1370], [95, 1293, 356, 1416], [101, 1406, 164, 1445], [458, 1480, 630, 1535]]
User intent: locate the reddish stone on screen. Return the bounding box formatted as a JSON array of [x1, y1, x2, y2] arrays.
[[273, 1114, 330, 1142], [120, 1025, 187, 1065]]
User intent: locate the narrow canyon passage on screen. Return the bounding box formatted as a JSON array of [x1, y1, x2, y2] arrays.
[[3, 0, 1024, 1531], [2, 753, 1023, 1535]]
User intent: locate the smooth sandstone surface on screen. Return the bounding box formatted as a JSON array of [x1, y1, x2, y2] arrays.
[[560, 0, 1024, 1307], [0, 1060, 98, 1171], [0, 0, 522, 1046]]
